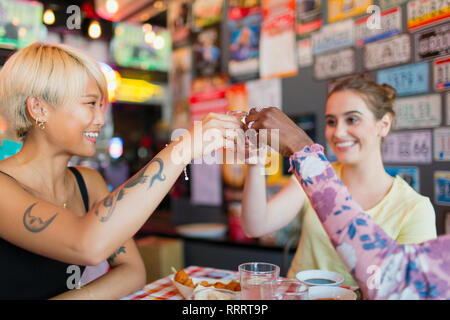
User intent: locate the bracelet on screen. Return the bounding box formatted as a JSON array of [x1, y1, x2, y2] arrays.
[[82, 286, 95, 300]]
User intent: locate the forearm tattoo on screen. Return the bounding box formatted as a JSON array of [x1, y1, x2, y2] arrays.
[[96, 158, 166, 223], [107, 246, 126, 264], [23, 202, 58, 233]]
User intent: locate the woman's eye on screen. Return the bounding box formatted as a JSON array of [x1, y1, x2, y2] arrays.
[[347, 117, 358, 124], [326, 119, 336, 126]]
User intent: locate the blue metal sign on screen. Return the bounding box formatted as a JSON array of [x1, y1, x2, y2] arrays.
[[377, 62, 429, 96]]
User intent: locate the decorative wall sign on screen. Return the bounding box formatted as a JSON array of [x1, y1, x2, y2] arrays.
[[355, 6, 402, 46], [327, 0, 373, 23], [434, 127, 450, 161], [433, 55, 450, 91], [228, 2, 261, 82], [393, 94, 442, 129], [414, 23, 450, 62], [434, 171, 450, 206], [377, 62, 429, 96], [314, 48, 355, 80], [295, 0, 323, 36], [193, 24, 222, 77], [363, 33, 411, 70], [407, 0, 450, 31], [382, 130, 432, 163], [312, 19, 354, 55], [297, 38, 313, 67], [260, 0, 297, 79], [385, 166, 420, 192], [192, 0, 224, 29]]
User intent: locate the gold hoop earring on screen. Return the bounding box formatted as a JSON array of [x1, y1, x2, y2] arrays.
[[36, 118, 46, 130]]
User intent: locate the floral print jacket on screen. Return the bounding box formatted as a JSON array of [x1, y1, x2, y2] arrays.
[[290, 144, 450, 300]]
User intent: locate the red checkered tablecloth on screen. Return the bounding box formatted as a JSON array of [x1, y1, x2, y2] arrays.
[[121, 266, 239, 300]]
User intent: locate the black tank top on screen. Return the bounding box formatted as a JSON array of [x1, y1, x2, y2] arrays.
[[0, 167, 89, 299]]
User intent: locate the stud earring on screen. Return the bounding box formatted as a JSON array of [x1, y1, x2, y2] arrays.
[[36, 118, 46, 130]]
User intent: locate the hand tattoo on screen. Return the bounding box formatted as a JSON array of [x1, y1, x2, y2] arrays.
[[23, 202, 58, 233]]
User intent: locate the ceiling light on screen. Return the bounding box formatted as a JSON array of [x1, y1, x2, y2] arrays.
[[43, 9, 55, 25], [88, 21, 102, 39]]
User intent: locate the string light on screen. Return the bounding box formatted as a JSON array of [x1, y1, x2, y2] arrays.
[[153, 35, 165, 50], [88, 21, 102, 39], [105, 0, 119, 14], [43, 9, 55, 25]]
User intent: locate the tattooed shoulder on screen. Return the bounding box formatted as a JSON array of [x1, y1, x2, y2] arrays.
[[23, 202, 58, 233]]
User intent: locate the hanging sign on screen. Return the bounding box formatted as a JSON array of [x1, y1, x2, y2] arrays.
[[385, 166, 420, 192], [407, 0, 450, 31], [363, 33, 411, 70], [433, 55, 450, 91], [393, 94, 442, 129], [434, 171, 450, 206], [414, 23, 450, 62], [312, 19, 354, 55], [314, 48, 355, 80], [434, 127, 450, 161], [377, 62, 429, 96], [327, 0, 373, 23], [382, 130, 432, 163], [355, 6, 402, 46]]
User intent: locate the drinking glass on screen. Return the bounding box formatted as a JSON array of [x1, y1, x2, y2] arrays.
[[261, 279, 308, 300], [239, 262, 280, 300]]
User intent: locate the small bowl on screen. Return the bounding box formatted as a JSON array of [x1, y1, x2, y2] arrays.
[[189, 287, 240, 300], [296, 269, 344, 287], [308, 286, 356, 300]]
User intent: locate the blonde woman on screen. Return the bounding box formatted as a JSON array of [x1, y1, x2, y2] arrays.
[[241, 76, 437, 287], [0, 42, 241, 299]]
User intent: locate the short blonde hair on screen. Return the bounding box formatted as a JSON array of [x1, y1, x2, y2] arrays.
[[0, 42, 108, 138]]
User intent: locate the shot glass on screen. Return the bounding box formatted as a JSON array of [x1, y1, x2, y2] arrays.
[[239, 262, 280, 300]]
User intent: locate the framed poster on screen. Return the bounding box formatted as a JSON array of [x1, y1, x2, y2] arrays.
[[434, 171, 450, 206], [193, 24, 222, 77], [385, 166, 420, 192], [228, 2, 261, 82]]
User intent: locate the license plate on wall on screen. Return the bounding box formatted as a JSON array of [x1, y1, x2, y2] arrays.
[[314, 48, 355, 80], [363, 34, 411, 70], [355, 6, 402, 46], [433, 55, 450, 91], [382, 130, 432, 163], [377, 62, 429, 96], [407, 0, 450, 31], [393, 93, 442, 129], [414, 23, 450, 62]]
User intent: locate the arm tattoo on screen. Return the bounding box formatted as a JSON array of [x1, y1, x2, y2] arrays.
[[96, 158, 167, 223], [107, 246, 126, 264], [23, 202, 58, 233]]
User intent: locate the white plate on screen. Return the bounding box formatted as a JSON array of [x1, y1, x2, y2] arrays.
[[296, 269, 344, 287], [175, 223, 227, 239], [308, 286, 356, 300]]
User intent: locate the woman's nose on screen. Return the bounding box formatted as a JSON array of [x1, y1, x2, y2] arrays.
[[334, 121, 347, 138]]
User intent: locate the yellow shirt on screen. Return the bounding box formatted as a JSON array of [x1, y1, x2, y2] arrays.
[[287, 162, 437, 287]]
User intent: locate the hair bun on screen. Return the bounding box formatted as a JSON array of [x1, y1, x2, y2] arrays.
[[381, 83, 397, 101]]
